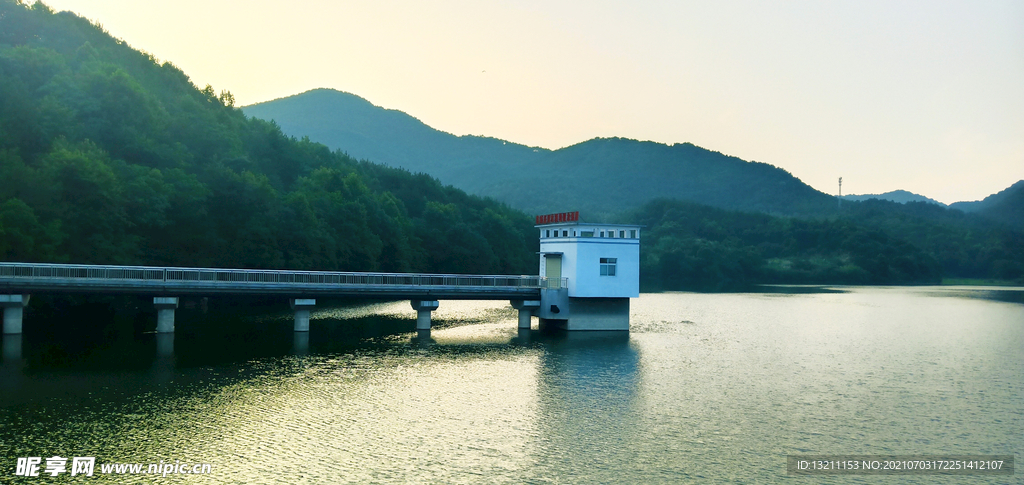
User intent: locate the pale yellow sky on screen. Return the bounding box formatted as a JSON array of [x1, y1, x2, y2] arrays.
[[34, 0, 1024, 204]]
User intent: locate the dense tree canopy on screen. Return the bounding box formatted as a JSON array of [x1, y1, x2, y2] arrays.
[[634, 200, 944, 291], [1, 0, 1019, 292], [0, 0, 536, 274], [634, 199, 1022, 291]]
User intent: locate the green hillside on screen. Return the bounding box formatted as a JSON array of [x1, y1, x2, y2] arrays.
[[842, 189, 945, 206], [637, 198, 1024, 290], [2, 1, 1020, 292], [0, 0, 536, 275], [950, 180, 1024, 230], [635, 199, 943, 291], [244, 89, 1024, 287], [244, 89, 838, 217]]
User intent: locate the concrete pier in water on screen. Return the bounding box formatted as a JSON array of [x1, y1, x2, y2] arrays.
[[1, 294, 30, 335], [511, 300, 540, 329], [410, 300, 440, 330], [153, 297, 179, 333], [290, 299, 316, 332]]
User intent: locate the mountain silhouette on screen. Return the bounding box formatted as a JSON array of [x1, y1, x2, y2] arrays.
[[244, 89, 838, 218], [842, 190, 946, 206], [950, 180, 1024, 229]]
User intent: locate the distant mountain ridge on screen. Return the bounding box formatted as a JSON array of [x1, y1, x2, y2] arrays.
[[950, 180, 1024, 212], [243, 88, 547, 172], [950, 180, 1024, 229], [842, 190, 946, 206], [244, 89, 837, 218]]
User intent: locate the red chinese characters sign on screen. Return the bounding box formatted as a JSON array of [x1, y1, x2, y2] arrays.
[[535, 211, 579, 225]]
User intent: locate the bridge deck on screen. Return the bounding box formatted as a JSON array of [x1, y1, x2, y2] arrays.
[[0, 263, 563, 300]]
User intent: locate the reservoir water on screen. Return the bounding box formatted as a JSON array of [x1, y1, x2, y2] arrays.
[[1, 286, 1022, 483]]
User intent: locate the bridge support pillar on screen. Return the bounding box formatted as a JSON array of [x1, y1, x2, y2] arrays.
[[1, 295, 31, 335], [410, 300, 440, 330], [293, 331, 309, 355], [155, 333, 174, 358], [511, 300, 541, 329], [290, 299, 316, 332], [154, 297, 179, 333]]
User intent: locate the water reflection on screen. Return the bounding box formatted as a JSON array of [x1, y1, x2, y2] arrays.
[[529, 331, 643, 482], [0, 291, 1019, 483], [1, 334, 24, 393], [512, 327, 533, 346], [292, 331, 309, 355], [155, 332, 175, 358], [915, 285, 1024, 305], [411, 328, 435, 348], [150, 333, 175, 384], [753, 285, 849, 295], [2, 333, 22, 361]]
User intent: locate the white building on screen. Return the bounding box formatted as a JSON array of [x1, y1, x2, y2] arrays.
[[534, 212, 640, 331]]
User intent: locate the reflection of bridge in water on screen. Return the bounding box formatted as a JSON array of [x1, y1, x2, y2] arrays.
[[0, 262, 564, 335]]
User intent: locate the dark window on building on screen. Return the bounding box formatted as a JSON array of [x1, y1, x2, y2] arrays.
[[619, 230, 625, 238], [562, 230, 568, 237], [630, 230, 637, 238], [600, 257, 617, 276]]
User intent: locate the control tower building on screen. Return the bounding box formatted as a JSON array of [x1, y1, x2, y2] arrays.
[[533, 211, 640, 331]]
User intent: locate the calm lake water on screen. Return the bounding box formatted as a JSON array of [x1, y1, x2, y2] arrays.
[[1, 286, 1022, 483]]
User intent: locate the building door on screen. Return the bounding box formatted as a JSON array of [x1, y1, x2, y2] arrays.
[[545, 254, 562, 288]]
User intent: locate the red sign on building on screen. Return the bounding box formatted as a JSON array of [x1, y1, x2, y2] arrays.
[[535, 211, 579, 225]]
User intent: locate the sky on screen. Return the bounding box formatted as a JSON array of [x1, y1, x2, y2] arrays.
[[35, 0, 1024, 204]]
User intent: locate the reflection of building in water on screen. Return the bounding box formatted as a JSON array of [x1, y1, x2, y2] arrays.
[[534, 212, 640, 330], [530, 331, 643, 479]]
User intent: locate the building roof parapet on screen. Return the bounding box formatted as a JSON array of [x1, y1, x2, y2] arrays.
[[535, 222, 643, 229]]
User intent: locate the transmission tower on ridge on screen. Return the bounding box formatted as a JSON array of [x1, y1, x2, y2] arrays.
[[838, 177, 843, 209]]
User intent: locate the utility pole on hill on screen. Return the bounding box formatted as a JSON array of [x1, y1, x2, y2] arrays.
[[838, 177, 843, 210]]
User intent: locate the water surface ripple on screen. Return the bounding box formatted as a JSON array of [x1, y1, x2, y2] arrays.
[[1, 287, 1021, 483]]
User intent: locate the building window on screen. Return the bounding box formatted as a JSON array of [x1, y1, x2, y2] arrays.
[[619, 230, 625, 238], [600, 231, 605, 237], [562, 230, 568, 237], [545, 230, 550, 238], [630, 230, 637, 238], [581, 231, 594, 237], [600, 257, 617, 276]]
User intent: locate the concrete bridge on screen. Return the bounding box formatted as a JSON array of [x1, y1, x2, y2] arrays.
[[0, 262, 560, 334]]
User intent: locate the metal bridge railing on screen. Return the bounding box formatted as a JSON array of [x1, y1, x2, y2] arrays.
[[0, 262, 568, 290]]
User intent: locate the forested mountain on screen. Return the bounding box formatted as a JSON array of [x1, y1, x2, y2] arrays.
[[244, 88, 1024, 287], [950, 180, 1024, 230], [636, 197, 1024, 290], [635, 199, 943, 290], [842, 190, 945, 206], [2, 1, 1020, 292], [244, 89, 837, 217], [0, 0, 536, 275]]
